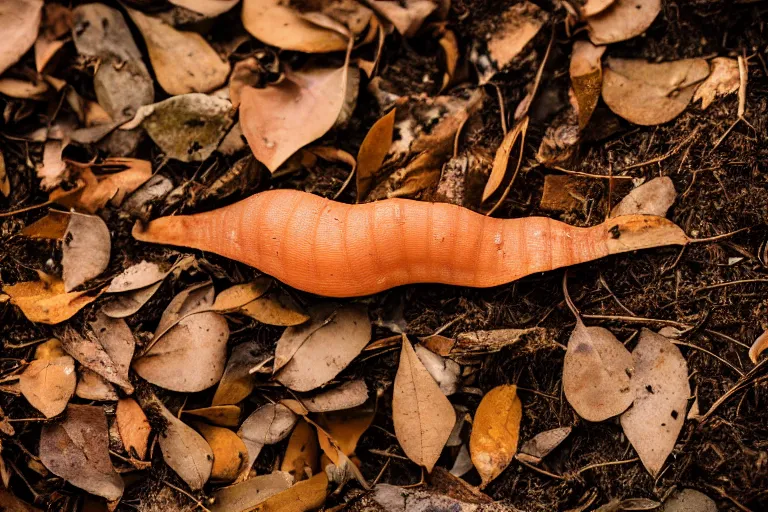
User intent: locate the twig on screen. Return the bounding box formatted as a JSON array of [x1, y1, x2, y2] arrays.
[[160, 479, 211, 512], [368, 448, 409, 461], [689, 226, 751, 243], [552, 166, 633, 180], [574, 457, 639, 475], [693, 278, 768, 293], [516, 456, 565, 480], [673, 341, 743, 377], [372, 458, 391, 486], [491, 82, 508, 135], [699, 359, 768, 423]]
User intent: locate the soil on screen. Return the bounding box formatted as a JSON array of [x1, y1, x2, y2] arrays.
[[1, 1, 767, 511]]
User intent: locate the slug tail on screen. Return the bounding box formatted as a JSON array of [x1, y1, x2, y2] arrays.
[[132, 216, 201, 250]]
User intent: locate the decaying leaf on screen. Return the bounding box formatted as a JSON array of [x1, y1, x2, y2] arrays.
[[749, 329, 768, 364], [659, 489, 717, 512], [251, 471, 328, 512], [241, 0, 347, 53], [469, 384, 522, 487], [281, 418, 320, 479], [414, 345, 461, 396], [368, 0, 435, 38], [611, 176, 676, 218], [241, 62, 354, 173], [156, 400, 213, 490], [393, 335, 455, 472], [184, 405, 242, 427], [211, 471, 293, 512], [40, 404, 124, 501], [620, 329, 690, 476], [586, 0, 661, 45], [57, 159, 153, 214], [122, 94, 234, 162], [693, 57, 740, 110], [102, 281, 163, 319], [0, 0, 44, 76], [602, 57, 710, 126], [75, 369, 117, 401], [3, 272, 99, 324], [116, 398, 150, 459], [570, 40, 606, 129], [126, 7, 230, 95], [212, 341, 269, 406], [238, 404, 298, 474], [563, 320, 634, 422], [62, 213, 111, 292], [303, 380, 369, 413], [133, 312, 229, 392], [19, 341, 76, 418], [193, 423, 248, 482], [357, 108, 396, 201], [239, 289, 310, 326], [517, 426, 571, 464], [275, 304, 371, 392]]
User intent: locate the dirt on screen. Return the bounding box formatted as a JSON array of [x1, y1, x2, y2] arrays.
[[1, 0, 768, 511]]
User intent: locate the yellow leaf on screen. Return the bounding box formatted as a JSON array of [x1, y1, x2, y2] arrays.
[[356, 108, 396, 201], [183, 405, 241, 427], [116, 398, 151, 460], [3, 274, 99, 324], [482, 116, 528, 204], [238, 289, 309, 326], [469, 384, 522, 487], [212, 279, 271, 312], [253, 471, 328, 512], [194, 423, 249, 482], [280, 419, 319, 480]]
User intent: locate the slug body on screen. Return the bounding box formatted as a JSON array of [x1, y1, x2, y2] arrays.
[[133, 190, 686, 297]]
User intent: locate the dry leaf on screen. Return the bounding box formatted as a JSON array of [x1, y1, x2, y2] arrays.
[[252, 471, 327, 512], [570, 40, 606, 129], [303, 380, 369, 413], [241, 0, 347, 53], [126, 7, 230, 95], [19, 355, 76, 418], [19, 210, 70, 240], [0, 78, 49, 99], [34, 3, 71, 72], [0, 489, 40, 512], [438, 29, 459, 91], [133, 312, 229, 392], [184, 405, 242, 427], [581, 0, 615, 17], [116, 398, 150, 459], [169, 0, 239, 17], [393, 335, 456, 472], [368, 0, 436, 38], [611, 176, 676, 218], [78, 159, 153, 211], [620, 329, 690, 476], [37, 140, 68, 190], [469, 384, 522, 487], [40, 404, 124, 501], [75, 369, 117, 401], [107, 260, 168, 293], [62, 213, 111, 291], [212, 279, 271, 312], [210, 472, 293, 512], [2, 273, 98, 324], [482, 116, 528, 202], [102, 281, 163, 319], [0, 0, 44, 75], [357, 108, 396, 201], [602, 57, 710, 126], [238, 404, 298, 475], [693, 57, 740, 110], [518, 426, 571, 464], [749, 329, 768, 364], [586, 0, 661, 45], [0, 150, 8, 197], [239, 289, 310, 326], [274, 303, 371, 392], [315, 403, 375, 457], [156, 400, 213, 490], [212, 341, 268, 406], [241, 63, 353, 173], [281, 419, 320, 479], [230, 57, 264, 109], [563, 320, 634, 422], [122, 94, 234, 162], [414, 345, 460, 396], [659, 489, 717, 512], [194, 423, 248, 482]]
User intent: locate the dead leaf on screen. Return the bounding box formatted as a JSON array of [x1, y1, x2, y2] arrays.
[[602, 57, 709, 126], [156, 400, 213, 490], [303, 380, 369, 413], [169, 0, 239, 17], [517, 426, 571, 464], [0, 150, 8, 197], [82, 158, 153, 210], [469, 384, 522, 487], [570, 40, 606, 129], [315, 402, 375, 457], [239, 289, 310, 326], [611, 176, 676, 218], [40, 404, 124, 501], [0, 0, 44, 75], [274, 303, 371, 392], [581, 0, 616, 17], [563, 320, 634, 421], [242, 0, 347, 53], [34, 2, 71, 72], [107, 260, 168, 293], [368, 0, 436, 38], [586, 0, 661, 45], [482, 116, 528, 202], [659, 489, 717, 512], [0, 78, 49, 99], [133, 312, 229, 392], [241, 62, 353, 173], [0, 489, 40, 512], [37, 140, 68, 190], [438, 29, 459, 91], [281, 418, 320, 480], [184, 405, 242, 427], [154, 281, 215, 339], [102, 281, 163, 319], [357, 108, 396, 201], [193, 423, 248, 482], [19, 353, 76, 417], [238, 404, 298, 475], [122, 94, 234, 162], [62, 212, 111, 291], [414, 345, 460, 395], [252, 471, 327, 512], [3, 272, 98, 324], [693, 57, 740, 110], [212, 279, 271, 312], [749, 329, 768, 364], [116, 398, 151, 459], [230, 57, 264, 109], [212, 341, 269, 406], [75, 369, 117, 401], [210, 472, 293, 512], [393, 335, 456, 472], [620, 329, 690, 476], [20, 210, 70, 239], [126, 7, 230, 95]]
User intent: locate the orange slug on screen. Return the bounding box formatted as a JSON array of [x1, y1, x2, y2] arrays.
[[132, 189, 688, 297]]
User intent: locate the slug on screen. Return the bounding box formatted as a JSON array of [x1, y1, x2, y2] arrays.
[[132, 189, 688, 297]]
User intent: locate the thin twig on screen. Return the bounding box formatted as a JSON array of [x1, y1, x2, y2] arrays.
[[552, 166, 633, 180], [673, 341, 744, 377], [516, 456, 565, 480], [574, 457, 639, 475], [160, 479, 211, 512], [693, 278, 768, 293]]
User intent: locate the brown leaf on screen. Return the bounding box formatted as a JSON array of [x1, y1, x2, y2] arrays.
[[586, 0, 661, 45], [193, 423, 248, 482], [184, 405, 241, 427], [393, 335, 456, 472], [368, 0, 436, 38], [281, 418, 320, 480], [241, 0, 348, 53], [0, 0, 43, 75], [126, 7, 230, 95], [749, 329, 768, 364], [62, 213, 111, 292], [75, 369, 117, 401], [212, 341, 269, 406], [238, 289, 310, 326], [563, 320, 634, 422], [518, 426, 571, 464], [620, 329, 690, 476], [356, 108, 396, 201], [660, 489, 717, 512], [251, 472, 327, 512], [19, 210, 70, 240], [230, 57, 264, 109], [0, 150, 8, 197], [482, 116, 528, 203], [116, 398, 151, 459], [37, 140, 68, 190], [156, 400, 213, 490], [19, 355, 76, 418], [2, 272, 99, 324], [101, 281, 163, 319], [414, 345, 461, 396], [71, 159, 153, 212], [210, 472, 293, 512], [0, 78, 49, 99], [693, 57, 740, 110], [107, 260, 169, 293], [154, 281, 215, 339], [602, 57, 709, 126], [315, 403, 375, 457], [212, 279, 271, 312], [469, 384, 522, 487], [303, 380, 369, 413], [40, 404, 124, 501], [34, 3, 71, 72], [274, 303, 371, 392], [168, 0, 239, 17], [570, 40, 606, 129], [581, 0, 615, 17], [0, 489, 40, 512], [238, 404, 298, 475], [241, 62, 354, 173], [610, 176, 676, 218]]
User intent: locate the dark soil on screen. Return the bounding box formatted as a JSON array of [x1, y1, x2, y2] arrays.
[[1, 1, 767, 511]]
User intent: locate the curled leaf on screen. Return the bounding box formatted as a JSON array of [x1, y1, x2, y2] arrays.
[[238, 289, 310, 326], [518, 426, 571, 464], [356, 108, 396, 201], [238, 404, 298, 474], [693, 57, 740, 110], [303, 380, 369, 413], [212, 341, 269, 406]]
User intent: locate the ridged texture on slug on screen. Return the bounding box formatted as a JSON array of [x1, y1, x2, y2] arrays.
[[133, 190, 687, 297]]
